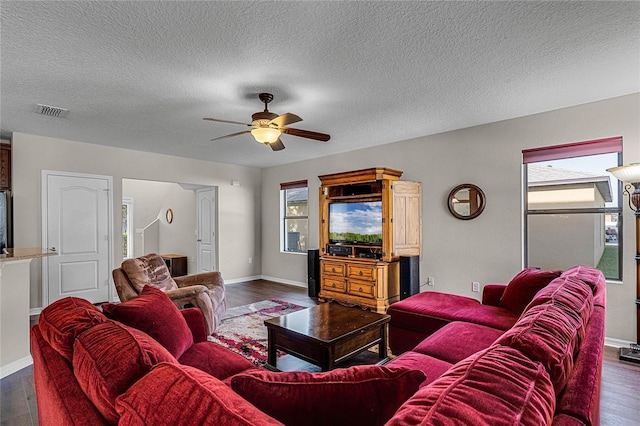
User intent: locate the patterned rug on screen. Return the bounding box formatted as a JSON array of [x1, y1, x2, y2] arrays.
[[208, 299, 306, 366]]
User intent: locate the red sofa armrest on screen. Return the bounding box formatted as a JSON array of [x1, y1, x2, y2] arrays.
[[482, 284, 507, 306], [180, 307, 208, 343]]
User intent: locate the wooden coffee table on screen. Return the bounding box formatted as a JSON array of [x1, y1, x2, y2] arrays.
[[264, 302, 390, 371]]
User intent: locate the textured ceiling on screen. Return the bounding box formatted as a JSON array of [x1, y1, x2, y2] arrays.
[[1, 1, 639, 168]]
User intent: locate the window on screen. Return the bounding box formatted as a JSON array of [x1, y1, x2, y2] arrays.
[[122, 197, 134, 259], [281, 180, 308, 253], [523, 137, 623, 280]]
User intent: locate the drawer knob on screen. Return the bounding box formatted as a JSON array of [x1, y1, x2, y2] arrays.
[[359, 287, 363, 292], [359, 271, 363, 276], [332, 283, 336, 288], [332, 267, 336, 273]]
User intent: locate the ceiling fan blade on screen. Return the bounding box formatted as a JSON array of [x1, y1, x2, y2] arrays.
[[203, 117, 252, 127], [282, 127, 330, 142], [210, 130, 252, 141], [270, 113, 302, 128], [269, 139, 286, 151]]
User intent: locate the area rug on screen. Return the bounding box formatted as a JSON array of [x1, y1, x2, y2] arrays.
[[208, 299, 305, 366]]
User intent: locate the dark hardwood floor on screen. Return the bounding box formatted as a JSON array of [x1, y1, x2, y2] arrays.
[[1, 279, 639, 425]]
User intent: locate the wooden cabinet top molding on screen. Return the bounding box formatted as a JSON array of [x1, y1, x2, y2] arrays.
[[318, 167, 403, 186]]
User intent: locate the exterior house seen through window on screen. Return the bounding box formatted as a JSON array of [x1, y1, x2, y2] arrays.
[[523, 137, 623, 281], [281, 180, 308, 254]]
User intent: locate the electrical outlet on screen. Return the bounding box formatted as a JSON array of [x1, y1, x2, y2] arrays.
[[472, 281, 480, 292], [427, 276, 435, 286]]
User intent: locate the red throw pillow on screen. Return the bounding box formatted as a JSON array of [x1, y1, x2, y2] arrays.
[[73, 321, 177, 424], [230, 365, 426, 426], [37, 297, 107, 361], [499, 268, 562, 315], [116, 363, 285, 426], [102, 285, 193, 358]]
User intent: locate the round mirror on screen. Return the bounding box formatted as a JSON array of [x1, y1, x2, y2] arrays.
[[447, 184, 486, 220]]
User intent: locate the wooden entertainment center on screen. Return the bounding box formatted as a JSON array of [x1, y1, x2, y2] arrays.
[[318, 168, 421, 312]]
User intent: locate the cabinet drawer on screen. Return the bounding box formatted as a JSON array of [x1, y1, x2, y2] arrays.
[[323, 262, 345, 276], [347, 264, 375, 281], [322, 277, 347, 293], [347, 281, 376, 298]]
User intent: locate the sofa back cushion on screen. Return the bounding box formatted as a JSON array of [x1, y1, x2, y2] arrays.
[[37, 297, 107, 361], [120, 253, 177, 293], [499, 268, 562, 315], [102, 285, 194, 358], [73, 321, 177, 424], [561, 265, 606, 307], [231, 366, 426, 426], [386, 345, 555, 426], [116, 363, 284, 426]]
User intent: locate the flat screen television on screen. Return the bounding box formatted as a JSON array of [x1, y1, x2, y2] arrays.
[[329, 201, 383, 245]]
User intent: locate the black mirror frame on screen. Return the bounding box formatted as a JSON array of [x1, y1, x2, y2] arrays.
[[447, 183, 486, 220]]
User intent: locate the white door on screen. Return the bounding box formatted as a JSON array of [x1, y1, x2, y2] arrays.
[[42, 171, 112, 305], [196, 187, 216, 273]]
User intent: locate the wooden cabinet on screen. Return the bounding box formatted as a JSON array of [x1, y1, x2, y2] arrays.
[[160, 254, 188, 277], [318, 168, 421, 312]]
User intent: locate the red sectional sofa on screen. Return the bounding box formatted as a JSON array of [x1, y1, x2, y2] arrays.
[[386, 265, 606, 425], [31, 266, 605, 425]]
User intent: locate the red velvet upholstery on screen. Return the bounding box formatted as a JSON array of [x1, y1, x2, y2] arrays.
[[481, 283, 507, 306], [178, 341, 259, 381], [388, 291, 517, 354], [499, 268, 562, 315], [73, 321, 177, 424], [116, 363, 284, 426], [102, 285, 194, 358], [386, 346, 556, 426], [412, 321, 504, 364], [37, 297, 107, 361], [31, 326, 109, 426], [385, 351, 453, 388], [230, 366, 426, 426]]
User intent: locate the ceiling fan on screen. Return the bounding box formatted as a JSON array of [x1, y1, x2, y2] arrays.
[[203, 93, 330, 151]]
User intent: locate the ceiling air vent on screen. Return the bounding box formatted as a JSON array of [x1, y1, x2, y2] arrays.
[[34, 104, 69, 118]]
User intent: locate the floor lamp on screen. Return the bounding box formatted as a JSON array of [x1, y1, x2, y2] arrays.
[[607, 163, 640, 363]]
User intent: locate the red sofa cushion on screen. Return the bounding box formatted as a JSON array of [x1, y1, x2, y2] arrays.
[[561, 265, 606, 307], [526, 276, 594, 328], [230, 366, 426, 426], [103, 285, 194, 358], [499, 268, 562, 315], [412, 321, 504, 364], [116, 363, 284, 426], [178, 341, 258, 380], [37, 297, 107, 361], [389, 291, 518, 334], [73, 321, 177, 424], [386, 345, 556, 426], [496, 301, 590, 395], [386, 351, 453, 387]]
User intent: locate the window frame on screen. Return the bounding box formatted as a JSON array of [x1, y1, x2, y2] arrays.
[[523, 137, 623, 281], [122, 197, 134, 260], [280, 180, 308, 254]]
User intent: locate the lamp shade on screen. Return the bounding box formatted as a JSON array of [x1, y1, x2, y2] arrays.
[[251, 128, 281, 144], [607, 163, 640, 183]]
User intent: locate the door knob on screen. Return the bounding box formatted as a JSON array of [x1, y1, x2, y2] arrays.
[[49, 247, 57, 252]]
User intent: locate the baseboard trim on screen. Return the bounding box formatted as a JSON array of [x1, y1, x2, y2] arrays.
[[604, 337, 634, 348], [0, 355, 33, 379], [224, 275, 306, 288], [260, 275, 306, 288]]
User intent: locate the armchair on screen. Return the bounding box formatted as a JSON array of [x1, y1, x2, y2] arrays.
[[112, 253, 225, 334]]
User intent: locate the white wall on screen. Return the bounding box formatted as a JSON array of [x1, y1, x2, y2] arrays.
[[123, 179, 201, 273], [12, 133, 262, 309], [261, 94, 640, 342]]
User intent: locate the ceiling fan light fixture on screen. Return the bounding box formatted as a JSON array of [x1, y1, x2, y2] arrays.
[[251, 127, 281, 144]]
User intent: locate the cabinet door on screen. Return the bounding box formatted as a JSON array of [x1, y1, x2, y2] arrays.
[[393, 181, 422, 257]]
